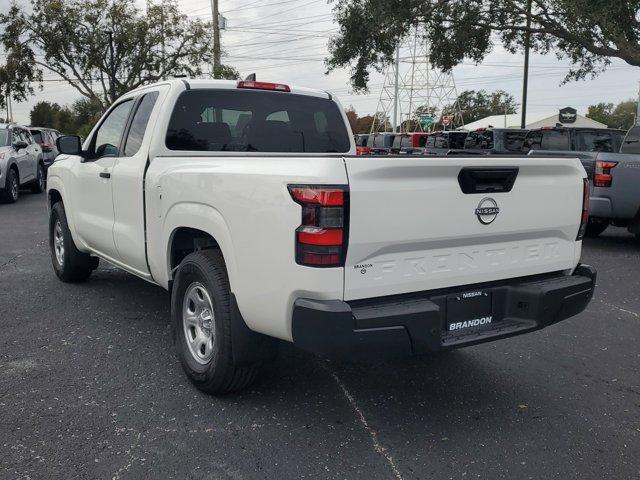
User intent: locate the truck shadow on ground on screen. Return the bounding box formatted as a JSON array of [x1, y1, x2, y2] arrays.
[[84, 267, 543, 427]]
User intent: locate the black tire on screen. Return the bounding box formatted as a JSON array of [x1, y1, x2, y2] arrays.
[[172, 249, 260, 394], [30, 163, 45, 193], [584, 218, 609, 238], [49, 202, 99, 282], [1, 167, 19, 203]]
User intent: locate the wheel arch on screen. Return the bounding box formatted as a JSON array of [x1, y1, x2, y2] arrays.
[[160, 203, 238, 293]]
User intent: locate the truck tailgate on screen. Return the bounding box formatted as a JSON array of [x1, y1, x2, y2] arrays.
[[343, 156, 585, 301]]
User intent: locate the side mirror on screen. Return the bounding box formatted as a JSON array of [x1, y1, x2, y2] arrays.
[[56, 135, 83, 156], [13, 140, 28, 150]]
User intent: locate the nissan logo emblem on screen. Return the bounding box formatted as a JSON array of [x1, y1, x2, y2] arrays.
[[475, 197, 499, 225]]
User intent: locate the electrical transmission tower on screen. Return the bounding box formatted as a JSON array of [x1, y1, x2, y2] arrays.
[[371, 27, 464, 133]]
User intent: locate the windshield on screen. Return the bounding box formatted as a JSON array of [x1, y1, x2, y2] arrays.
[[576, 131, 616, 152], [166, 89, 351, 153]]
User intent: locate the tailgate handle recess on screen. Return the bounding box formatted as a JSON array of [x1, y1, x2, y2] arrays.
[[458, 167, 519, 194]]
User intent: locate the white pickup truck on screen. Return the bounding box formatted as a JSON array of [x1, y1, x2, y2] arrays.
[[48, 79, 596, 394]]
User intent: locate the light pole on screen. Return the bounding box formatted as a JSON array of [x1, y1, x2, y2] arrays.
[[104, 30, 116, 103]]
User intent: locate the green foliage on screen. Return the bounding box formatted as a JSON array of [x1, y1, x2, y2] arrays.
[[445, 89, 518, 125], [0, 3, 43, 110], [587, 100, 637, 129], [328, 0, 640, 91], [28, 98, 104, 134], [0, 0, 236, 108]]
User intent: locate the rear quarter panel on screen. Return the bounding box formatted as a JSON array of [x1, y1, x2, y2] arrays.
[[145, 156, 349, 341]]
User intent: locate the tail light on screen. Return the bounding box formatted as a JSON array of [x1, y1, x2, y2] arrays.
[[237, 80, 290, 92], [356, 146, 371, 156], [594, 160, 617, 187], [577, 178, 590, 240], [288, 185, 349, 267]]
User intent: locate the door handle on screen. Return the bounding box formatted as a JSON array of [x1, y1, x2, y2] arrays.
[[99, 172, 111, 179]]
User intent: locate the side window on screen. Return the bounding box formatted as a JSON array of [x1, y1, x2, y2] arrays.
[[93, 100, 134, 158], [123, 92, 159, 157], [541, 130, 570, 150], [11, 129, 19, 145]]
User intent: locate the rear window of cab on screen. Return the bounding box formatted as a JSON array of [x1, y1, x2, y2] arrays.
[[166, 89, 351, 153]]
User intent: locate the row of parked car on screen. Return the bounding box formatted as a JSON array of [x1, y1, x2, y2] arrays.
[[0, 123, 62, 203], [355, 126, 636, 157], [356, 125, 640, 239]]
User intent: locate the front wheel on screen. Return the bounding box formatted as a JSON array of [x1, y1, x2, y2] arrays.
[[31, 163, 45, 193], [1, 168, 19, 203], [172, 249, 260, 394], [49, 202, 99, 282]]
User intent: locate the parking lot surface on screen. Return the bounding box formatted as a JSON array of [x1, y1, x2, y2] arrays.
[[1, 193, 639, 479]]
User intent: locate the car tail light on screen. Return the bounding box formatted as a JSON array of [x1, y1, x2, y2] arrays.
[[356, 146, 371, 156], [289, 185, 348, 267], [594, 160, 617, 187], [237, 80, 290, 92], [577, 178, 590, 240]]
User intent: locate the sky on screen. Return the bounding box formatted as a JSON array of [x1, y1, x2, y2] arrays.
[[3, 0, 640, 125]]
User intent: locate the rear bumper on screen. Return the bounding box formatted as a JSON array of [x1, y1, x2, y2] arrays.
[[292, 265, 596, 358]]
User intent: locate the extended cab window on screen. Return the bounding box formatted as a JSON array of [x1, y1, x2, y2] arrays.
[[124, 92, 159, 157], [166, 89, 350, 153], [523, 131, 542, 150], [93, 100, 134, 157]]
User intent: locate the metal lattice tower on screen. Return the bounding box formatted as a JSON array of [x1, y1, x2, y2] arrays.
[[371, 27, 464, 133]]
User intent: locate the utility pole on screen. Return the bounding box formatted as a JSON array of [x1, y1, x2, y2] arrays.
[[104, 30, 116, 103], [211, 0, 221, 78], [392, 45, 400, 132], [521, 0, 532, 129], [636, 80, 640, 126]]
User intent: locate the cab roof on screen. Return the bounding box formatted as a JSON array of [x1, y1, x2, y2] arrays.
[[127, 78, 333, 100]]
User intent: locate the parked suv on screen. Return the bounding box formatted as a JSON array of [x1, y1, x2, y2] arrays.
[[29, 127, 61, 172], [0, 123, 45, 203], [369, 132, 396, 155], [392, 132, 429, 154], [355, 134, 371, 155], [423, 130, 468, 155]]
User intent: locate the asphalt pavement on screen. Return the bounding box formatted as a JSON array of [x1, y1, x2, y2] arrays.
[[1, 192, 639, 480]]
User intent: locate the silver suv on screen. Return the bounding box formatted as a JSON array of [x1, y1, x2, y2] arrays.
[[0, 123, 45, 203]]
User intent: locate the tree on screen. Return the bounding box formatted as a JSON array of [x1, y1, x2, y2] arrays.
[[587, 100, 637, 129], [0, 0, 239, 109], [30, 101, 64, 128], [28, 97, 105, 134], [444, 89, 517, 125], [327, 0, 640, 91]]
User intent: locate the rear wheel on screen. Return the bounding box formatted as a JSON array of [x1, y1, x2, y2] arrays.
[[172, 249, 260, 394], [584, 218, 609, 238], [49, 202, 99, 282], [1, 167, 19, 203], [30, 163, 45, 193]]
